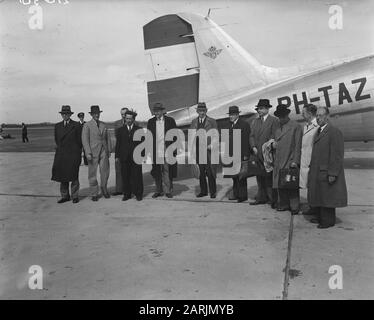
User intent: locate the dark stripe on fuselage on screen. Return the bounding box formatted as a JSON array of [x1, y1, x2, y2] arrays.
[[147, 73, 199, 112], [143, 14, 194, 50]]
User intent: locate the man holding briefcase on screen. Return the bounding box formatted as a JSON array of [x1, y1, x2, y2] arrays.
[[272, 104, 303, 215]]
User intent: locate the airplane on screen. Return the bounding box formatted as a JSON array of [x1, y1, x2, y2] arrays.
[[143, 12, 374, 142]]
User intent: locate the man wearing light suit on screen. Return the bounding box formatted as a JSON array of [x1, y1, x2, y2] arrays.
[[82, 105, 112, 201]]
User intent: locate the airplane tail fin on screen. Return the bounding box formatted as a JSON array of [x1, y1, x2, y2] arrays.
[[143, 13, 277, 115]]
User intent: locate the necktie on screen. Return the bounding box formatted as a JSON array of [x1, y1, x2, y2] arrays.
[[317, 126, 322, 135], [96, 120, 100, 128], [64, 121, 66, 127]]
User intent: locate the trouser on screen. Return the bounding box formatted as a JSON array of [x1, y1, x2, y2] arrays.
[[277, 188, 300, 211], [122, 159, 143, 197], [88, 150, 110, 196], [80, 149, 88, 166], [199, 164, 216, 195], [60, 180, 79, 199], [154, 163, 173, 194], [22, 134, 29, 142], [232, 177, 248, 200], [115, 160, 123, 193], [255, 172, 276, 203], [315, 207, 336, 227]]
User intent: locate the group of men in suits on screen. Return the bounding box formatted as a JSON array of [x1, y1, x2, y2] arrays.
[[51, 99, 347, 228], [249, 99, 347, 229]]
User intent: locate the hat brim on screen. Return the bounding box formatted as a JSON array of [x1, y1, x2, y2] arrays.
[[89, 111, 103, 114], [274, 109, 291, 117], [227, 111, 241, 114], [59, 111, 74, 114], [255, 105, 272, 109]]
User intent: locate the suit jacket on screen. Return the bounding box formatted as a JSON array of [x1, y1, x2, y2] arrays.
[[227, 118, 251, 160], [249, 115, 279, 162], [190, 116, 219, 176], [115, 124, 143, 162], [307, 123, 347, 208], [272, 119, 303, 188], [147, 115, 178, 178], [82, 119, 111, 158], [51, 120, 82, 182]]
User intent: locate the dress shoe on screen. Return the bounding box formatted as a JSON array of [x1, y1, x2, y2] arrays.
[[91, 196, 98, 202], [271, 202, 277, 209], [166, 193, 173, 198], [112, 191, 122, 196], [317, 224, 334, 229], [310, 218, 319, 224], [277, 207, 289, 212], [196, 193, 208, 198], [228, 196, 238, 201], [122, 196, 131, 201], [291, 210, 299, 215], [152, 192, 164, 198], [249, 200, 267, 205], [72, 198, 79, 204], [237, 198, 247, 203], [210, 194, 216, 199], [57, 197, 70, 204], [136, 196, 143, 201], [303, 208, 316, 215], [101, 188, 110, 199]]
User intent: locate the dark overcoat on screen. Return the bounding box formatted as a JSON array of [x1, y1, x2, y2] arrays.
[[146, 115, 178, 179], [307, 123, 347, 208], [227, 118, 251, 160], [51, 120, 82, 182], [249, 115, 279, 162], [272, 119, 303, 188]]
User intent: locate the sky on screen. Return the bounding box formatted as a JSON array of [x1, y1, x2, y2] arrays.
[[0, 0, 373, 124]]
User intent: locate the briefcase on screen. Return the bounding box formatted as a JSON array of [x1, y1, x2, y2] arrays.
[[190, 164, 200, 179], [238, 155, 265, 180], [279, 168, 299, 189]]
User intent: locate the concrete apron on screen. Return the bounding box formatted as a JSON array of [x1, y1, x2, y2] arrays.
[[0, 152, 373, 299]]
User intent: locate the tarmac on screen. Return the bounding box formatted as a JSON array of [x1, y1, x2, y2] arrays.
[[0, 152, 373, 299]]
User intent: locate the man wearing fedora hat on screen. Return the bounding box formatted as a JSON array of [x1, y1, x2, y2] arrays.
[[77, 112, 88, 166], [82, 105, 112, 201], [146, 102, 178, 198], [112, 107, 129, 196], [227, 105, 251, 202], [52, 105, 82, 204], [272, 104, 303, 214], [190, 102, 219, 198], [249, 99, 279, 207], [116, 109, 144, 201]]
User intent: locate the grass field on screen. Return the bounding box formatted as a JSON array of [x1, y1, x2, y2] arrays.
[[1, 127, 374, 152]]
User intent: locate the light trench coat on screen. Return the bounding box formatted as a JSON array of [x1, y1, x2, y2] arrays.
[[299, 118, 319, 188]]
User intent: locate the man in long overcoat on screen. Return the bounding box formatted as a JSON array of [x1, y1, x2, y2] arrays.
[[115, 110, 144, 201], [249, 98, 279, 207], [77, 112, 88, 166], [112, 107, 128, 195], [147, 103, 178, 198], [272, 104, 303, 214], [308, 107, 347, 228], [190, 102, 219, 198], [52, 105, 82, 204], [227, 106, 251, 202]]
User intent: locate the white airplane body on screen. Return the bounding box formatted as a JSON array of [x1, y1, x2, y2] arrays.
[[143, 13, 374, 141]]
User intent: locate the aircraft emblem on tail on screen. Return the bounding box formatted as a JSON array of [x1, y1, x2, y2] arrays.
[[203, 46, 223, 59]]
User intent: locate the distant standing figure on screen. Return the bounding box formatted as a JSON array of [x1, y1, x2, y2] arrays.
[[113, 107, 129, 195], [82, 105, 112, 201], [307, 107, 347, 229], [22, 123, 29, 142], [77, 112, 88, 165], [51, 105, 82, 204]]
